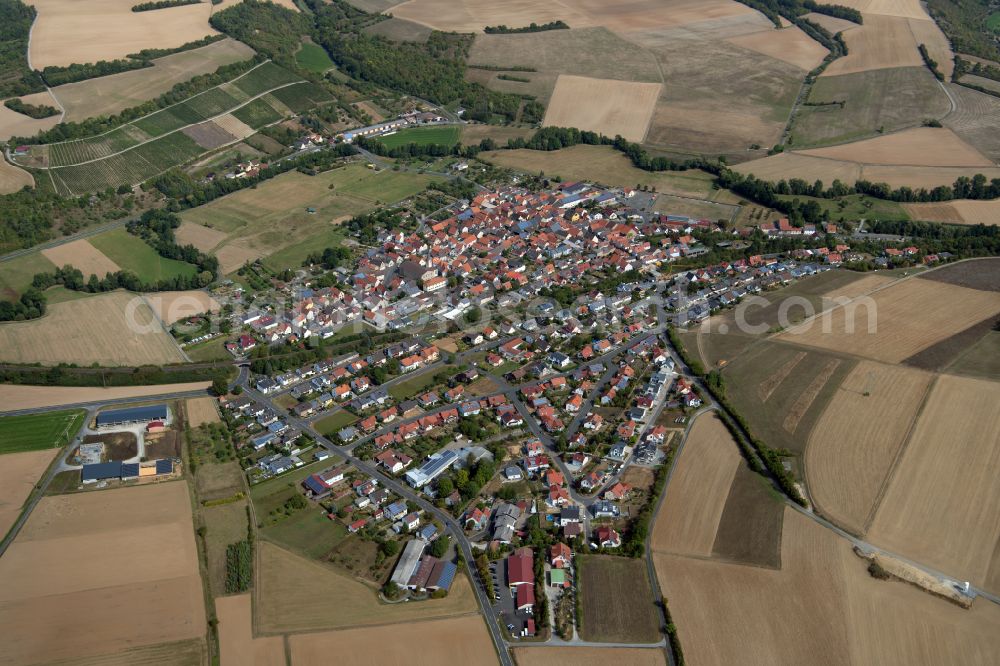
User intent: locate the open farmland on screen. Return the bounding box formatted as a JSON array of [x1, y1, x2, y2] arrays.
[[186, 396, 220, 427], [215, 594, 287, 666], [179, 164, 433, 273], [651, 414, 740, 557], [88, 228, 198, 283], [40, 239, 120, 277], [654, 506, 1000, 665], [777, 277, 1000, 364], [867, 374, 1000, 594], [51, 38, 255, 122], [796, 127, 993, 167], [0, 291, 186, 366], [543, 76, 661, 142], [0, 449, 58, 540], [257, 542, 478, 632], [792, 67, 951, 147], [823, 15, 924, 76], [943, 83, 1000, 162], [0, 382, 210, 411], [0, 92, 62, 141], [0, 156, 33, 194], [0, 409, 86, 454], [144, 290, 220, 324], [903, 199, 1000, 225], [728, 24, 828, 70], [513, 647, 666, 666], [578, 555, 660, 643], [460, 124, 533, 146], [28, 0, 222, 69], [0, 482, 206, 664], [483, 145, 715, 197], [711, 465, 785, 567], [804, 361, 933, 534], [289, 615, 498, 666]]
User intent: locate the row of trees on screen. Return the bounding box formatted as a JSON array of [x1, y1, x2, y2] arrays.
[[3, 98, 58, 119], [484, 21, 570, 34], [132, 0, 200, 11], [0, 0, 45, 98]]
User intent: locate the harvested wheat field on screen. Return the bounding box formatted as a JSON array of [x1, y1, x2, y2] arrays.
[[0, 482, 206, 664], [186, 396, 220, 427], [0, 156, 33, 194], [0, 95, 62, 141], [727, 25, 828, 71], [778, 278, 1000, 364], [735, 152, 863, 184], [823, 0, 929, 20], [818, 272, 896, 302], [804, 361, 933, 534], [859, 164, 1000, 189], [215, 243, 266, 274], [215, 594, 286, 666], [823, 15, 923, 76], [903, 199, 1000, 225], [542, 76, 661, 142], [175, 220, 228, 252], [0, 291, 185, 366], [0, 382, 208, 412], [52, 38, 255, 122], [483, 145, 715, 197], [145, 290, 220, 324], [29, 0, 221, 69], [651, 414, 740, 556], [0, 449, 58, 539], [655, 506, 1000, 665], [868, 374, 1000, 593], [798, 127, 992, 167], [907, 17, 954, 78], [257, 541, 478, 633], [513, 647, 666, 666], [41, 239, 120, 277], [290, 615, 496, 666]]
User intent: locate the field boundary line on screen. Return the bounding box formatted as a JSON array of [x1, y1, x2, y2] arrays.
[[859, 373, 938, 535], [141, 294, 192, 363]]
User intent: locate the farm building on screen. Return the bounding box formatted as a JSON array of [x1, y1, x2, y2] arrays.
[[96, 404, 167, 427], [507, 547, 534, 588], [390, 539, 427, 588]]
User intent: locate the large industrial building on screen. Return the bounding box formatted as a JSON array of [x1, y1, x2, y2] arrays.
[[95, 405, 168, 428]]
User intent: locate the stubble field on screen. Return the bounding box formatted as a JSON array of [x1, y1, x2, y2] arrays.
[[0, 91, 62, 141], [542, 76, 661, 142], [796, 127, 993, 167], [867, 374, 1000, 594], [650, 414, 740, 557], [0, 156, 33, 194], [0, 381, 209, 411], [0, 482, 206, 664], [289, 615, 498, 665], [144, 289, 220, 324], [803, 361, 933, 534], [654, 506, 1000, 665], [185, 396, 220, 427], [29, 0, 222, 69], [40, 239, 121, 278], [0, 449, 58, 539], [0, 291, 186, 366], [777, 278, 1000, 364], [215, 594, 286, 666], [513, 648, 666, 666], [902, 199, 1000, 225]]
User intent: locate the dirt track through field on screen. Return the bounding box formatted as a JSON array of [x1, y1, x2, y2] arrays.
[[868, 374, 1000, 593], [651, 414, 740, 557], [0, 449, 58, 540], [804, 361, 933, 535], [0, 381, 209, 412]]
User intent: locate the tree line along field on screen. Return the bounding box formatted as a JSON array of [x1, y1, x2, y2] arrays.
[[0, 409, 86, 454], [14, 61, 314, 196]]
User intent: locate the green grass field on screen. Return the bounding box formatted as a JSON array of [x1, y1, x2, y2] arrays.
[[774, 194, 909, 222], [250, 459, 328, 516], [262, 508, 349, 559], [0, 253, 57, 301], [987, 12, 1000, 31], [376, 125, 460, 149], [296, 42, 335, 74], [0, 410, 87, 455], [387, 366, 454, 400], [232, 98, 283, 129], [88, 228, 198, 283], [314, 410, 359, 437]]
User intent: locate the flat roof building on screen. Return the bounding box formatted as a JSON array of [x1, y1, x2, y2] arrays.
[[389, 539, 426, 588], [405, 449, 458, 488]]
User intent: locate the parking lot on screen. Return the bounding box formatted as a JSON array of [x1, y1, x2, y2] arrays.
[[489, 558, 534, 639]]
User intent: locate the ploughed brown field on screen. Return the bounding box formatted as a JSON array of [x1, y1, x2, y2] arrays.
[[0, 482, 206, 664]]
